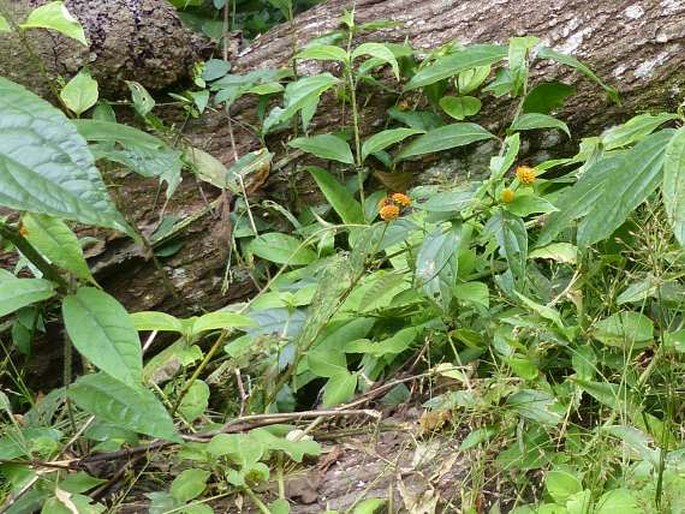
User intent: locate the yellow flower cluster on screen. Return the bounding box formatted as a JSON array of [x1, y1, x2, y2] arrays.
[[378, 192, 411, 221], [501, 188, 515, 203], [515, 165, 536, 185]]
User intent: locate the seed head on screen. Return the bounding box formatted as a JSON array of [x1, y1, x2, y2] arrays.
[[515, 165, 536, 185]]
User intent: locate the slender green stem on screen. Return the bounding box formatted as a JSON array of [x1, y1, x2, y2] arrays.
[[0, 222, 69, 291], [242, 485, 271, 514]]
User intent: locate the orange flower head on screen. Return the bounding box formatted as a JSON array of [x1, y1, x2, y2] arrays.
[[391, 192, 411, 207], [515, 165, 536, 185], [501, 188, 515, 204], [379, 204, 400, 221]]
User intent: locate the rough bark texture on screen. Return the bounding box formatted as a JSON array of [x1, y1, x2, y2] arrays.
[[1, 0, 206, 98]]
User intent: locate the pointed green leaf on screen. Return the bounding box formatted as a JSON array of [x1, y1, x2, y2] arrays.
[[288, 134, 354, 164], [68, 372, 179, 441], [361, 128, 424, 161], [322, 371, 357, 407], [601, 112, 677, 150], [307, 166, 364, 223], [416, 224, 460, 310], [396, 123, 494, 160], [662, 126, 685, 245], [0, 78, 133, 237], [0, 277, 55, 317], [263, 73, 338, 133], [250, 233, 316, 265], [506, 389, 563, 426], [170, 469, 210, 503], [352, 42, 400, 80], [130, 311, 184, 333], [457, 65, 491, 94], [22, 213, 93, 282], [508, 36, 539, 96], [191, 311, 255, 335], [60, 69, 98, 116], [405, 45, 507, 90], [0, 15, 9, 32], [537, 47, 618, 103], [63, 287, 142, 386], [595, 489, 640, 514], [21, 2, 87, 45], [522, 82, 575, 114], [510, 113, 570, 138], [488, 210, 528, 288], [539, 130, 674, 246], [592, 311, 653, 349], [295, 45, 348, 63], [72, 119, 183, 197]]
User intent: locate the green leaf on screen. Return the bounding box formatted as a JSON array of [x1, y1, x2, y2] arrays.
[[295, 44, 348, 62], [352, 42, 400, 80], [539, 130, 674, 246], [573, 379, 638, 413], [592, 311, 653, 349], [506, 389, 563, 426], [353, 498, 386, 514], [21, 1, 87, 45], [453, 281, 489, 309], [439, 96, 482, 121], [510, 113, 570, 138], [73, 119, 183, 197], [490, 133, 520, 180], [22, 213, 93, 282], [361, 128, 424, 161], [537, 47, 618, 103], [406, 44, 507, 90], [529, 243, 577, 264], [595, 489, 640, 514], [488, 210, 528, 288], [419, 189, 474, 212], [504, 192, 559, 217], [177, 380, 209, 422], [288, 134, 354, 164], [522, 82, 574, 114], [126, 81, 155, 117], [545, 469, 583, 504], [396, 123, 494, 160], [0, 78, 133, 237], [263, 73, 338, 133], [63, 287, 142, 386], [170, 469, 210, 503], [416, 224, 460, 310], [0, 277, 55, 317], [60, 69, 98, 116], [514, 291, 564, 329], [322, 371, 357, 407], [130, 311, 184, 333], [307, 349, 347, 377], [307, 166, 364, 224], [508, 36, 539, 96], [601, 112, 677, 150], [190, 311, 254, 335], [662, 126, 685, 245], [201, 59, 231, 81], [251, 233, 316, 265], [0, 15, 9, 32], [68, 372, 179, 441], [457, 65, 491, 95]]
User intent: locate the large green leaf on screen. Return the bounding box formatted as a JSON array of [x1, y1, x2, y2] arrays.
[[592, 311, 653, 349], [263, 73, 338, 133], [539, 130, 674, 246], [63, 287, 142, 386], [307, 166, 364, 224], [396, 123, 494, 160], [506, 389, 563, 426], [662, 127, 685, 245], [288, 134, 354, 164], [361, 128, 424, 161], [68, 372, 179, 441], [22, 213, 93, 282], [0, 276, 55, 317], [295, 45, 349, 63], [250, 232, 317, 265], [20, 1, 87, 45], [509, 113, 570, 138], [415, 224, 460, 310], [600, 112, 677, 150], [405, 45, 507, 90], [508, 36, 539, 96], [0, 78, 133, 237], [488, 210, 528, 288], [73, 119, 183, 197]]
